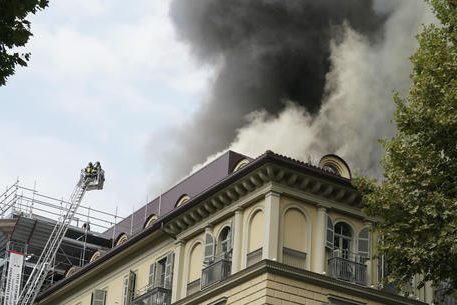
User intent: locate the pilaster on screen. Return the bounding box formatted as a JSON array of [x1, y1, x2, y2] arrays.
[[311, 205, 327, 274], [171, 240, 184, 302], [231, 208, 243, 273], [262, 191, 280, 260]]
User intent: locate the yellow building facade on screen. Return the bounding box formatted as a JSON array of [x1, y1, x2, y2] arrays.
[[36, 151, 431, 305]]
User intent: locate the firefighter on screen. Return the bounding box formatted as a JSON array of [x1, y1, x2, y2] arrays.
[[94, 161, 101, 172], [85, 162, 94, 176]]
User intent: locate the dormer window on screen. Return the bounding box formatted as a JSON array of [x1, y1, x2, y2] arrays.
[[233, 159, 250, 172], [319, 154, 352, 179], [176, 194, 191, 207], [143, 214, 158, 229]]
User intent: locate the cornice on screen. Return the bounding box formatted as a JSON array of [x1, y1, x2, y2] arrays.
[[164, 163, 361, 236]]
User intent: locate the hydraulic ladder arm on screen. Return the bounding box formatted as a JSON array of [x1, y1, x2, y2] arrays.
[[16, 163, 105, 305]]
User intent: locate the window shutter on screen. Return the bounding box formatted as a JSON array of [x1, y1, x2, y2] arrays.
[[127, 271, 136, 303], [204, 232, 215, 263], [358, 227, 370, 260], [122, 276, 129, 305], [325, 215, 334, 250], [91, 289, 106, 305], [154, 263, 162, 288], [164, 252, 174, 289], [227, 222, 233, 252], [148, 263, 156, 288]]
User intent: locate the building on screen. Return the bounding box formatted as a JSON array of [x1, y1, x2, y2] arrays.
[[4, 151, 437, 305]]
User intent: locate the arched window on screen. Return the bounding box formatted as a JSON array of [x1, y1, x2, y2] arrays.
[[89, 250, 102, 263], [233, 159, 250, 172], [144, 214, 158, 229], [319, 154, 352, 179], [334, 222, 352, 258], [65, 266, 77, 278], [176, 194, 190, 207], [115, 233, 128, 246], [217, 226, 232, 257]]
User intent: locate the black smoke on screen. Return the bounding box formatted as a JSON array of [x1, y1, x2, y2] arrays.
[[150, 0, 390, 186]]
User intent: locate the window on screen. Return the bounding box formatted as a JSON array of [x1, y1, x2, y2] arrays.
[[201, 227, 233, 288], [116, 233, 128, 246], [144, 214, 158, 229], [157, 258, 167, 288], [334, 222, 352, 258], [325, 215, 334, 250], [233, 159, 250, 172], [91, 289, 106, 305], [123, 271, 136, 305], [90, 250, 101, 263], [176, 195, 190, 207], [217, 226, 232, 257], [149, 253, 174, 289]]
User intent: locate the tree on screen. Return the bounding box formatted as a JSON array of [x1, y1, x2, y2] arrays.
[[354, 0, 457, 295], [0, 0, 48, 86]]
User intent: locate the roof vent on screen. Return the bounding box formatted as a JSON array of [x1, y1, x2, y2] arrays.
[[319, 154, 351, 179]]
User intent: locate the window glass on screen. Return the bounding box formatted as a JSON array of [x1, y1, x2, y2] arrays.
[[334, 222, 352, 258], [157, 258, 167, 287], [219, 227, 231, 255]]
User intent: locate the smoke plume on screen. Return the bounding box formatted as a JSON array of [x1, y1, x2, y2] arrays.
[[149, 0, 432, 189]]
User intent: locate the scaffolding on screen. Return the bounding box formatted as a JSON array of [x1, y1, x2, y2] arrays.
[[0, 178, 124, 304], [0, 180, 121, 233]]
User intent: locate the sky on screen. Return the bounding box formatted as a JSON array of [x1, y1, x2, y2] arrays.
[[0, 0, 213, 218], [0, 0, 433, 227]]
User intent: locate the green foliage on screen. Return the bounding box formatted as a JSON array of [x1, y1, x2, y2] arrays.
[[354, 0, 457, 294], [0, 0, 48, 86]]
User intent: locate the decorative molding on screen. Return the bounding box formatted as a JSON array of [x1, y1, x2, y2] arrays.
[[164, 164, 362, 236]]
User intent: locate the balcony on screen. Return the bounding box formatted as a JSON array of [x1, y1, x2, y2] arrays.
[[132, 285, 171, 305], [282, 247, 307, 269], [201, 254, 231, 288], [328, 249, 367, 285]]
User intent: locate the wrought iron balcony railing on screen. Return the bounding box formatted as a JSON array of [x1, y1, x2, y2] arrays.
[[132, 285, 171, 305], [201, 255, 231, 288], [327, 249, 367, 286]]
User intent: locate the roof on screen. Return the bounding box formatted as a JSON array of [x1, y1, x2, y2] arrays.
[[103, 150, 249, 239]]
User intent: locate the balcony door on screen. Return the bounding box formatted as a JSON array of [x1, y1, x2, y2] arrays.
[[334, 222, 352, 259]]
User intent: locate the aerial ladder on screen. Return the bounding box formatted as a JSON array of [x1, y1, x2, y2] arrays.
[[15, 163, 105, 305]]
